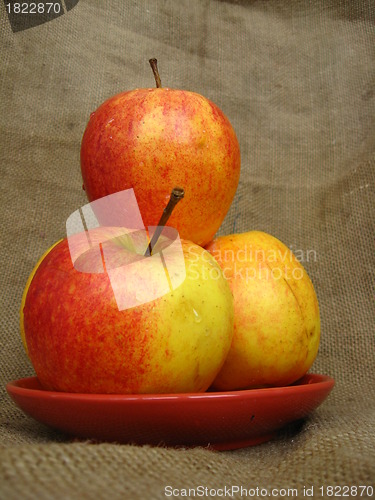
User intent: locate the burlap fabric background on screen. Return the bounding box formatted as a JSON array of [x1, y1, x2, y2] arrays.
[[1, 0, 374, 498]]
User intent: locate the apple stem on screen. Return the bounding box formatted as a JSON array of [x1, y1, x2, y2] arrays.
[[149, 58, 162, 88], [145, 187, 184, 256]]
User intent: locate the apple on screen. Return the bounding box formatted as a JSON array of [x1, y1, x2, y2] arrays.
[[20, 227, 234, 394], [206, 231, 320, 390], [80, 59, 241, 247]]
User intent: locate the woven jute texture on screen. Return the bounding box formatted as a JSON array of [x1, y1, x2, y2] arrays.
[[1, 0, 374, 498]]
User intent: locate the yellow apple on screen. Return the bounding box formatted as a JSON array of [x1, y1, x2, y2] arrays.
[[21, 228, 234, 394], [206, 231, 320, 390]]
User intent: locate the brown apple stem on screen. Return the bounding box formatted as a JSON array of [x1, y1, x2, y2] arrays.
[[149, 58, 162, 88], [145, 187, 184, 256]]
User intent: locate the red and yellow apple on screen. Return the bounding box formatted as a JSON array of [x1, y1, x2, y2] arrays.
[[80, 60, 241, 247], [206, 231, 320, 390], [20, 228, 234, 394]]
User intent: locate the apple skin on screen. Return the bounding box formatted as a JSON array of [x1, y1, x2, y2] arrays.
[[206, 231, 320, 390], [21, 231, 234, 394], [80, 88, 241, 247]]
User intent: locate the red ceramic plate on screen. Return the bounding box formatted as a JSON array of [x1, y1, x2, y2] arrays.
[[6, 374, 334, 450]]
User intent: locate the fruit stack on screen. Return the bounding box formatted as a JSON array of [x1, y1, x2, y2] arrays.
[[21, 59, 320, 395]]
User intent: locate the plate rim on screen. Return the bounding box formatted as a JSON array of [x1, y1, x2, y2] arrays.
[[6, 373, 335, 402]]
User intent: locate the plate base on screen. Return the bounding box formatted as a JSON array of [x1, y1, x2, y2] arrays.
[[206, 433, 277, 451]]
